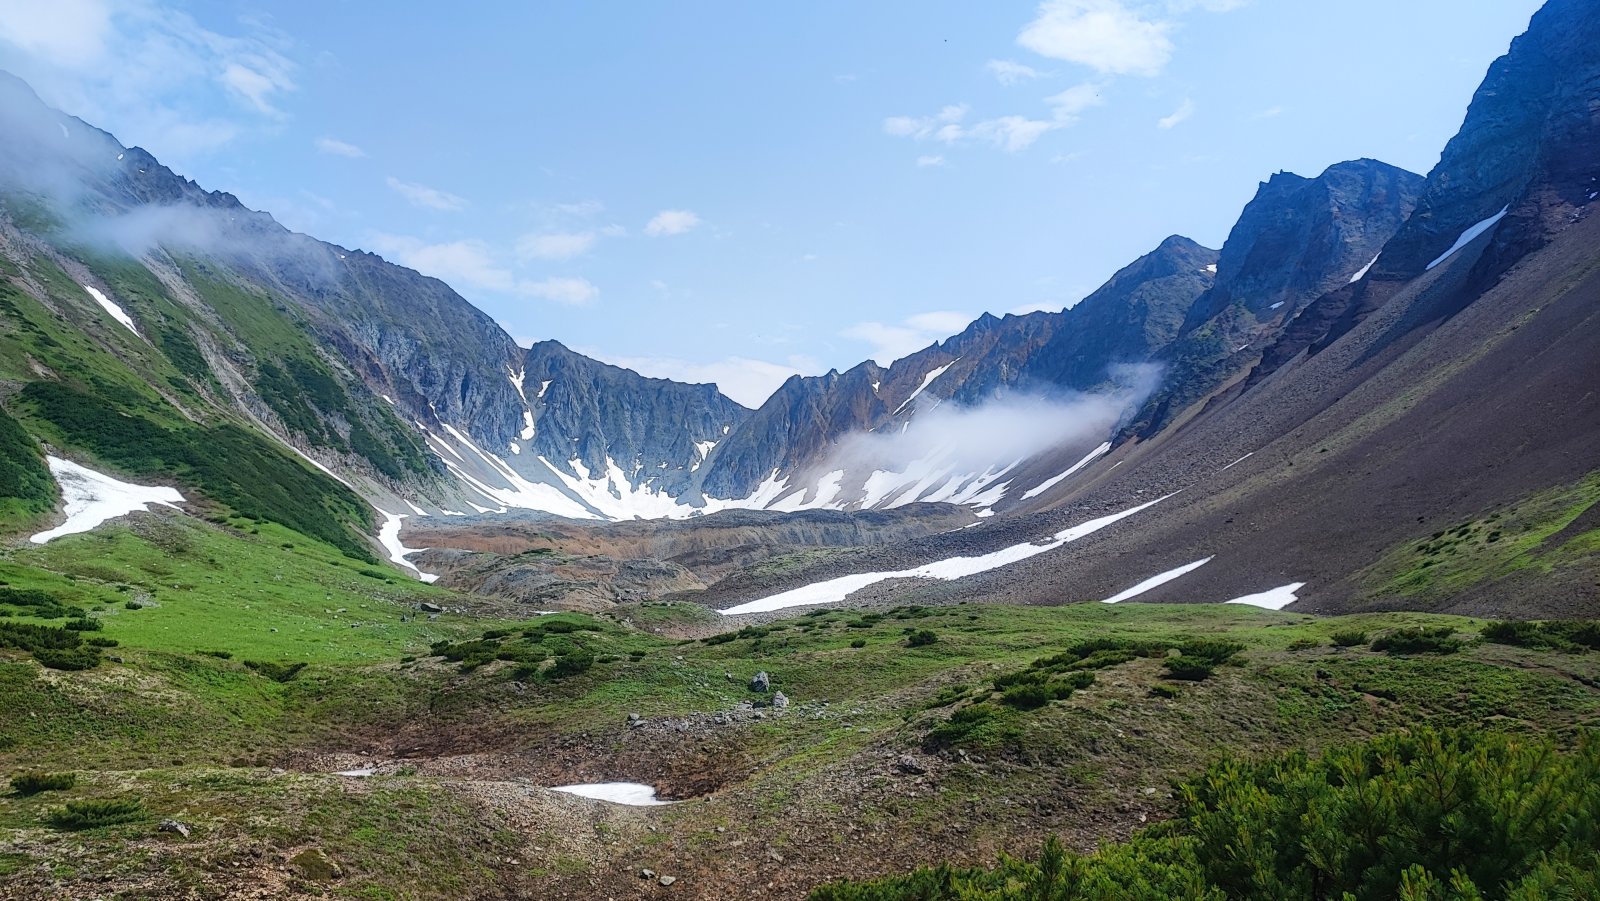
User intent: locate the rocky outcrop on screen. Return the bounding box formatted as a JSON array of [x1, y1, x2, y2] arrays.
[[1128, 159, 1423, 437]]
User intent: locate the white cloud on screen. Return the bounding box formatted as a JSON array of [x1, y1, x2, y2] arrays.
[[883, 104, 968, 140], [1017, 0, 1174, 77], [521, 276, 598, 306], [916, 155, 946, 168], [0, 0, 112, 68], [368, 233, 597, 305], [219, 60, 292, 117], [1252, 105, 1283, 120], [368, 234, 507, 291], [966, 115, 1057, 152], [1046, 81, 1106, 123], [386, 176, 467, 211], [843, 309, 975, 365], [644, 209, 701, 237], [1157, 97, 1195, 129], [516, 231, 597, 261], [986, 59, 1042, 85], [315, 136, 366, 158], [0, 1, 297, 165], [582, 352, 816, 408]]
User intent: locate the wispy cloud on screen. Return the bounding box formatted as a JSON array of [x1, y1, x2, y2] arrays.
[[986, 59, 1043, 85], [0, 0, 298, 163], [369, 233, 597, 305], [521, 276, 598, 306], [644, 209, 701, 237], [842, 309, 974, 365], [884, 103, 1058, 154], [314, 136, 366, 158], [516, 231, 596, 261], [1045, 81, 1106, 124], [1157, 97, 1195, 129], [385, 176, 467, 211], [916, 155, 946, 168]]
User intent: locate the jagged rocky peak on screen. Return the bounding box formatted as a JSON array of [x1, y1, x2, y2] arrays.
[[1374, 0, 1600, 280], [1187, 158, 1424, 328], [517, 340, 747, 494]]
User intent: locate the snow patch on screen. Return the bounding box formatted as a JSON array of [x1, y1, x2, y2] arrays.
[[1426, 207, 1508, 271], [1220, 452, 1254, 471], [892, 359, 959, 416], [549, 783, 671, 806], [1224, 582, 1305, 610], [537, 379, 553, 399], [83, 285, 139, 336], [509, 442, 521, 455], [1349, 252, 1380, 283], [30, 457, 184, 544], [1101, 557, 1213, 603], [1204, 263, 1218, 274], [375, 510, 440, 583], [1022, 442, 1111, 499], [719, 494, 1174, 615]]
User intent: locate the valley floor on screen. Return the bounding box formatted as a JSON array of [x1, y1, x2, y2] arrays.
[[2, 524, 1597, 900]]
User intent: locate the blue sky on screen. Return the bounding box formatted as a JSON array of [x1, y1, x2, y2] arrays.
[[0, 0, 1545, 406]]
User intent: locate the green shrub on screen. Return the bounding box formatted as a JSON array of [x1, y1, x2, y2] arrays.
[[46, 797, 144, 831], [1161, 656, 1215, 682], [813, 727, 1600, 900], [1481, 620, 1600, 652], [1371, 627, 1461, 655], [0, 588, 77, 619], [10, 771, 75, 795], [0, 622, 100, 670], [198, 649, 232, 659], [1329, 629, 1368, 647], [850, 639, 867, 649], [547, 651, 594, 680], [906, 629, 938, 648], [62, 617, 102, 632], [999, 672, 1096, 710], [1148, 683, 1181, 699]]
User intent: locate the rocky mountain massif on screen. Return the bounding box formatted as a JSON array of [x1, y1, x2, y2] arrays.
[[691, 0, 1600, 620], [0, 0, 1596, 622]]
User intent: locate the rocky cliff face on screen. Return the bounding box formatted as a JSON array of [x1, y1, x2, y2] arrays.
[[1127, 159, 1423, 437], [1257, 0, 1600, 377], [519, 340, 748, 497]]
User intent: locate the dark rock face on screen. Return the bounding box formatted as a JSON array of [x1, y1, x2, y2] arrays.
[[1127, 159, 1423, 437], [520, 340, 748, 497], [1258, 0, 1600, 378]]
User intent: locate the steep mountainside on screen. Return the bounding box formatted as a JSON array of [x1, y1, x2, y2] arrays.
[[694, 0, 1599, 620], [1256, 0, 1600, 379], [1127, 159, 1423, 437]]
